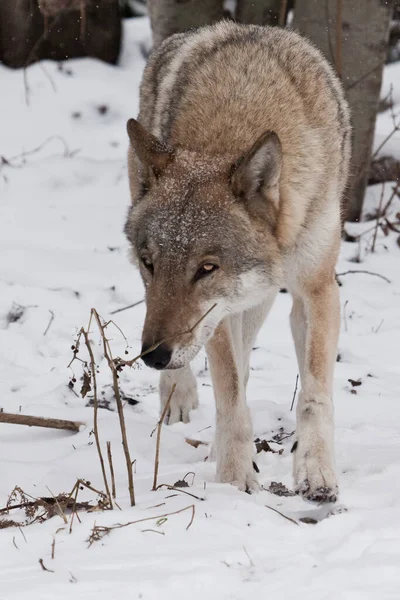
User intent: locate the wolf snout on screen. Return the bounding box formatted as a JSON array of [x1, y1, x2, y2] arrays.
[[141, 341, 172, 370]]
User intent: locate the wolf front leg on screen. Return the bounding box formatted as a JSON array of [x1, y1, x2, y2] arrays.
[[160, 365, 199, 424], [206, 317, 259, 493], [291, 280, 340, 503]]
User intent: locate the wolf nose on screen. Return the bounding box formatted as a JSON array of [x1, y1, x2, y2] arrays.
[[141, 342, 172, 370]]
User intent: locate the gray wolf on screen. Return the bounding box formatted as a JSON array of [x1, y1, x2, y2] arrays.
[[124, 21, 351, 502]]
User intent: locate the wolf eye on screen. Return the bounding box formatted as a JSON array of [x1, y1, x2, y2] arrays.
[[194, 263, 219, 282], [141, 257, 154, 273]]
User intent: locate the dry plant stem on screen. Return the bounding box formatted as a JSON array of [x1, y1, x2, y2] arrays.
[[155, 484, 205, 502], [372, 124, 400, 159], [0, 413, 84, 433], [290, 373, 299, 411], [371, 183, 385, 253], [51, 537, 55, 559], [46, 486, 67, 524], [39, 558, 54, 573], [121, 303, 217, 368], [107, 442, 116, 499], [335, 0, 343, 78], [336, 270, 391, 284], [81, 328, 113, 509], [69, 481, 80, 534], [76, 478, 107, 500], [110, 299, 144, 315], [6, 135, 74, 165], [152, 384, 177, 491], [89, 504, 195, 544], [92, 310, 135, 507], [265, 504, 299, 526], [43, 309, 55, 336]]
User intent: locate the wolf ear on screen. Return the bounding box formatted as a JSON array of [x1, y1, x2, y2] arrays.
[[127, 118, 175, 177], [231, 131, 282, 205]]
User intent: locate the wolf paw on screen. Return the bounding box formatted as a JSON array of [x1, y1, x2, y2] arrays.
[[217, 458, 261, 493], [163, 388, 199, 424], [293, 443, 338, 504], [160, 368, 198, 424]]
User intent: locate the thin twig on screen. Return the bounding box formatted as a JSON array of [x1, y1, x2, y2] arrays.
[[69, 481, 80, 534], [6, 136, 75, 164], [336, 270, 391, 284], [155, 484, 205, 501], [371, 182, 385, 253], [121, 303, 217, 368], [372, 123, 400, 160], [110, 299, 144, 315], [265, 504, 299, 526], [92, 310, 135, 507], [343, 299, 349, 333], [43, 310, 55, 336], [81, 328, 113, 509], [290, 373, 299, 412], [88, 505, 195, 545], [45, 486, 68, 525], [107, 441, 116, 499], [152, 384, 176, 491], [39, 558, 54, 573], [51, 537, 55, 560]]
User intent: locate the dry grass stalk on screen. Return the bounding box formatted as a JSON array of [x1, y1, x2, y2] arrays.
[[152, 383, 176, 491], [265, 504, 299, 526], [69, 481, 80, 534], [107, 441, 116, 499], [371, 182, 385, 253], [118, 303, 217, 369], [87, 504, 196, 546], [91, 309, 135, 507], [290, 373, 299, 411], [39, 558, 54, 573], [336, 270, 391, 284], [155, 484, 205, 502], [81, 326, 113, 509]]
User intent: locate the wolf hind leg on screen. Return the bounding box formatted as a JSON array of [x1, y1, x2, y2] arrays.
[[159, 365, 199, 424]]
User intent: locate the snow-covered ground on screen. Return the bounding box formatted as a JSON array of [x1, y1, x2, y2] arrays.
[[1, 18, 400, 600]]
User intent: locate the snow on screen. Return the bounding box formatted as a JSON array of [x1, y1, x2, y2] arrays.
[[1, 17, 400, 600]]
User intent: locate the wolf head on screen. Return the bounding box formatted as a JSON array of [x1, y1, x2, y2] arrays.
[[124, 119, 283, 369]]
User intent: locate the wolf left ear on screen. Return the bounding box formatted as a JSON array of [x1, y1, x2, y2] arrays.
[[127, 118, 175, 177], [231, 131, 282, 205]]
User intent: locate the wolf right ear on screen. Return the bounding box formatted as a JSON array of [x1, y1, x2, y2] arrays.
[[231, 131, 282, 206], [127, 118, 175, 178]]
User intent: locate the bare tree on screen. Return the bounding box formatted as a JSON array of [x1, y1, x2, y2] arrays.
[[293, 0, 393, 222], [0, 0, 121, 69], [147, 0, 224, 48], [236, 0, 282, 26]]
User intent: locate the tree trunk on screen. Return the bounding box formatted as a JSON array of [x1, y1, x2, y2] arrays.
[[236, 0, 282, 26], [147, 0, 225, 48], [293, 0, 393, 222], [0, 0, 121, 69]]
